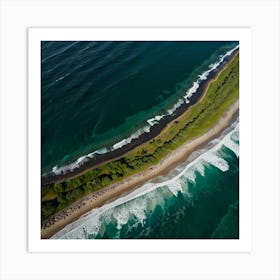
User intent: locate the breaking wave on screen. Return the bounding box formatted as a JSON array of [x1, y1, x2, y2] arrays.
[[52, 120, 239, 239], [46, 44, 239, 176]]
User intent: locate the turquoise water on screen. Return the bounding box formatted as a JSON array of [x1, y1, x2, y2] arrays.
[[41, 41, 238, 173], [52, 121, 239, 239], [42, 41, 239, 239]]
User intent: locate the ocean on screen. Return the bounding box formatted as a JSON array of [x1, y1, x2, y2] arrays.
[[51, 119, 239, 239], [41, 41, 239, 239]]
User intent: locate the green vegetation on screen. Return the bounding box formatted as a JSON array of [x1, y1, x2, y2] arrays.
[[41, 54, 239, 222]]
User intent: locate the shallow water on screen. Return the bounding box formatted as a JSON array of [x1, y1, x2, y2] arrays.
[[52, 122, 239, 239], [41, 41, 238, 174], [42, 41, 239, 239]]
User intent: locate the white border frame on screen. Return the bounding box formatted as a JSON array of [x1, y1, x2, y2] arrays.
[[28, 27, 252, 253]]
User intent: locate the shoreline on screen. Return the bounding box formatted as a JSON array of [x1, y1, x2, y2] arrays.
[[41, 98, 239, 239], [42, 48, 239, 186]]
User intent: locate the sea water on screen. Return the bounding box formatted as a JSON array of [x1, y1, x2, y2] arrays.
[[42, 41, 239, 239], [41, 41, 238, 174], [52, 120, 239, 239]]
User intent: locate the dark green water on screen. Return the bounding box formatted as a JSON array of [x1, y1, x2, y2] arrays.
[[41, 41, 237, 173], [52, 123, 239, 239], [42, 41, 239, 239]]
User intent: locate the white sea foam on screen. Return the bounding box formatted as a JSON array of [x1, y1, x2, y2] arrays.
[[129, 203, 146, 226], [93, 147, 110, 155], [203, 153, 229, 172], [184, 81, 200, 99], [223, 133, 239, 157], [166, 180, 183, 196], [52, 122, 239, 239], [51, 146, 113, 175], [51, 124, 152, 175], [113, 208, 130, 230], [113, 125, 151, 150], [167, 98, 185, 115], [47, 44, 239, 177], [194, 160, 206, 176], [184, 167, 197, 183], [147, 115, 165, 126], [113, 139, 130, 150]]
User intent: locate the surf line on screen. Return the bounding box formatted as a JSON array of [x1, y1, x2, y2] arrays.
[[42, 45, 239, 186], [51, 120, 239, 239], [41, 96, 239, 239]]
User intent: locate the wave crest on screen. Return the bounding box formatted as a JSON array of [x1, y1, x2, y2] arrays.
[[52, 122, 239, 239], [45, 44, 239, 176]]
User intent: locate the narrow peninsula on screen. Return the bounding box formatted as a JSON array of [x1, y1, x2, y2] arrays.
[[41, 51, 239, 239]]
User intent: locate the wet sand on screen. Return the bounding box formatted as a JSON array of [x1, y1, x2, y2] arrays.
[[41, 98, 239, 239]]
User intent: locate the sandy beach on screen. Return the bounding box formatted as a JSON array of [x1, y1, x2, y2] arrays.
[[42, 49, 239, 186], [41, 98, 239, 239]]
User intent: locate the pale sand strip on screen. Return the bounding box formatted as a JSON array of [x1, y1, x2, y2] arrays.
[[41, 98, 239, 239], [43, 52, 239, 186]]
